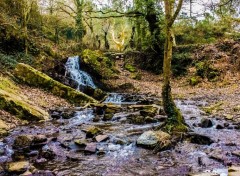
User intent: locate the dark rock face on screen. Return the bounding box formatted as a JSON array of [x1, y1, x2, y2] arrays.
[[187, 133, 214, 145], [199, 118, 213, 128]]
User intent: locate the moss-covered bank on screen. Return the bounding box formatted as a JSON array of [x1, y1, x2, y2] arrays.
[[0, 77, 49, 121], [14, 63, 97, 105]]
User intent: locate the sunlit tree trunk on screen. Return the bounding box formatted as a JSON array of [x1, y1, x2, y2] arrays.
[[162, 0, 188, 133]]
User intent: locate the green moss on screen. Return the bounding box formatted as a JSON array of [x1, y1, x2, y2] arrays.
[[124, 63, 137, 73], [14, 63, 97, 105], [162, 82, 188, 133], [0, 77, 49, 121], [81, 49, 117, 79], [195, 61, 219, 81], [189, 76, 200, 86]]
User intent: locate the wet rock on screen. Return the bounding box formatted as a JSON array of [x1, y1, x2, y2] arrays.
[[85, 126, 101, 138], [187, 133, 214, 145], [97, 147, 106, 156], [13, 135, 33, 149], [130, 115, 145, 125], [145, 116, 158, 123], [51, 111, 61, 119], [61, 111, 74, 119], [74, 139, 87, 147], [95, 135, 109, 142], [6, 161, 30, 174], [92, 116, 101, 122], [13, 135, 47, 149], [112, 137, 127, 145], [199, 118, 213, 128], [85, 143, 97, 153], [137, 130, 171, 149], [41, 145, 56, 159], [103, 113, 114, 121], [129, 105, 159, 117], [216, 124, 224, 129], [32, 135, 47, 144]]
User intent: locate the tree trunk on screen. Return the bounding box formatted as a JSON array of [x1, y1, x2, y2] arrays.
[[162, 0, 188, 133]]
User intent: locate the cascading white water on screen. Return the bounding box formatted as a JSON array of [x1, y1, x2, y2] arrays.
[[65, 56, 96, 89], [104, 93, 123, 104]]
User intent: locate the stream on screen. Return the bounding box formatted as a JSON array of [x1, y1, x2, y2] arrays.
[[1, 94, 240, 176], [1, 57, 240, 175]]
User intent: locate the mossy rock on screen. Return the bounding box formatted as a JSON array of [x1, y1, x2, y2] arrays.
[[81, 49, 117, 80], [0, 77, 49, 121], [0, 89, 49, 121], [14, 63, 97, 106]]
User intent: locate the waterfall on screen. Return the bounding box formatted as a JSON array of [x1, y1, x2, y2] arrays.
[[65, 56, 96, 89]]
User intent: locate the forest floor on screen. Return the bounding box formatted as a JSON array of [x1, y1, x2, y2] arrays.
[[110, 59, 240, 121]]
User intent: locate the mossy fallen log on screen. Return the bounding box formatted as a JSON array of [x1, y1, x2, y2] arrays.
[[14, 63, 98, 105]]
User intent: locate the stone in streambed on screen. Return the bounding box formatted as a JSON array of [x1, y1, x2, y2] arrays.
[[85, 143, 97, 153], [6, 161, 30, 174], [13, 135, 33, 149], [95, 135, 109, 142], [199, 118, 213, 128], [85, 126, 101, 138], [187, 133, 214, 145], [137, 130, 171, 150], [103, 113, 114, 121], [13, 135, 47, 149], [74, 139, 87, 147]]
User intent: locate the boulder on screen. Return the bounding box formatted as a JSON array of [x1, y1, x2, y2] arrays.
[[199, 118, 213, 128], [14, 63, 97, 105], [13, 135, 47, 149], [0, 77, 49, 121], [6, 161, 30, 174], [137, 130, 171, 149], [187, 133, 214, 145]]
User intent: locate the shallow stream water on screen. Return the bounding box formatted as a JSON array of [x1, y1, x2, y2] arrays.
[[1, 94, 240, 176]]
